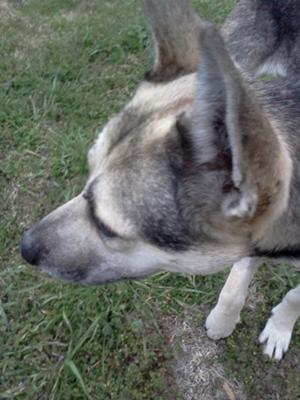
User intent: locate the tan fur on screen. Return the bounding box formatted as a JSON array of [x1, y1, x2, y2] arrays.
[[250, 124, 292, 242], [130, 74, 196, 110], [20, 0, 300, 361]]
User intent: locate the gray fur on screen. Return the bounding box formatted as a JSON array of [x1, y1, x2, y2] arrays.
[[20, 0, 300, 359], [253, 76, 300, 253], [223, 0, 300, 77]]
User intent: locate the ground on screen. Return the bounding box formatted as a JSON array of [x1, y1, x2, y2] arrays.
[[0, 0, 300, 399]]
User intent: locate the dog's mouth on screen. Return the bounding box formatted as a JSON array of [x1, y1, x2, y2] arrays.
[[38, 262, 153, 286], [40, 265, 89, 283]]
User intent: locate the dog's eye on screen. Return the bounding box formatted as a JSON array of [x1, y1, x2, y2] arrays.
[[83, 191, 118, 239], [91, 209, 119, 239], [94, 217, 118, 239]]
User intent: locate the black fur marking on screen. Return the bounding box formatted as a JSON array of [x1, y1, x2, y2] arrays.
[[141, 171, 192, 252], [253, 246, 300, 259], [143, 224, 189, 251], [84, 187, 119, 239], [270, 1, 300, 43]]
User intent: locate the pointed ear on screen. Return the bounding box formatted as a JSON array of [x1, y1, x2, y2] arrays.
[[192, 24, 291, 219], [143, 0, 201, 82]]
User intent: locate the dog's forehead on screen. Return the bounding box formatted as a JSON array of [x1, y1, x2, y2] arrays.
[[88, 73, 196, 175]]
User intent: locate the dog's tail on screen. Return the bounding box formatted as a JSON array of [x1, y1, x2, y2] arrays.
[[223, 0, 300, 78]]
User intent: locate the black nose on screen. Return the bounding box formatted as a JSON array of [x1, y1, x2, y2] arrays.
[[20, 230, 41, 265]]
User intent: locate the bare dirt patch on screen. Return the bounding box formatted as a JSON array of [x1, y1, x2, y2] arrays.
[[163, 311, 246, 400], [0, 0, 16, 18]]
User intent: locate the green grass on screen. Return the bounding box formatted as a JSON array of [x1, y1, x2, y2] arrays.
[[1, 1, 300, 399]]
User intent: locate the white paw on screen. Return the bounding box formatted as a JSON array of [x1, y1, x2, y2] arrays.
[[205, 306, 240, 340], [259, 315, 292, 360]]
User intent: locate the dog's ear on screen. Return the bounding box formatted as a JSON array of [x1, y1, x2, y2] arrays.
[[191, 24, 289, 219], [143, 0, 201, 82]]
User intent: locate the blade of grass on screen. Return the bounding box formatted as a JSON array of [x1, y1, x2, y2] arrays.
[[65, 359, 92, 400]]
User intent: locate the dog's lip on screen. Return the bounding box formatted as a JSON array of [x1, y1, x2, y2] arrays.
[[39, 265, 88, 283], [39, 264, 153, 286], [81, 274, 150, 286]]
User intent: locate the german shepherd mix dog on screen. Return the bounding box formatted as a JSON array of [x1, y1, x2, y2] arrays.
[[21, 0, 300, 360]]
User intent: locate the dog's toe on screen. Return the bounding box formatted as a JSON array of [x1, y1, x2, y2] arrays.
[[259, 318, 291, 361]]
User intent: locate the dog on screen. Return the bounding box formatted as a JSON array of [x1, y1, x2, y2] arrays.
[[20, 0, 300, 360]]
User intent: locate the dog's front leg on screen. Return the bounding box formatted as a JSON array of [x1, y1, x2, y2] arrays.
[[259, 283, 300, 360], [206, 257, 260, 340]]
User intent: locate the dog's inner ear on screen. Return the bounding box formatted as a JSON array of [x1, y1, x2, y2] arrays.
[[143, 0, 201, 82], [190, 24, 288, 219]]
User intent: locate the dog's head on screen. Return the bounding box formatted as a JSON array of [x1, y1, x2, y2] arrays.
[[20, 0, 292, 285]]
